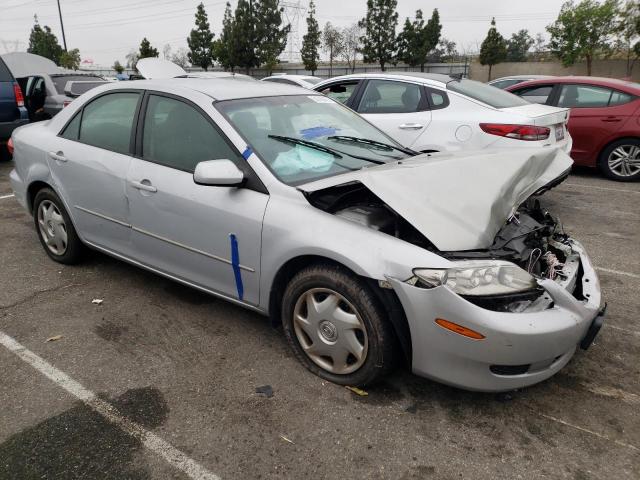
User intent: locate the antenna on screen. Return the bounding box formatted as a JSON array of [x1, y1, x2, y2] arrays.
[[280, 1, 306, 62]]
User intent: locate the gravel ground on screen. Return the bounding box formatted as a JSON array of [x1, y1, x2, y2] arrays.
[[0, 159, 638, 480]]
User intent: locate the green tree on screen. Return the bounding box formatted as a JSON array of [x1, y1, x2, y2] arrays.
[[27, 23, 63, 64], [421, 9, 442, 71], [255, 0, 290, 74], [231, 0, 259, 73], [172, 48, 191, 68], [323, 22, 343, 77], [479, 18, 507, 81], [59, 48, 81, 70], [617, 1, 640, 75], [547, 0, 619, 76], [506, 29, 534, 62], [396, 15, 420, 67], [428, 37, 458, 62], [358, 0, 398, 71], [214, 2, 237, 71], [138, 37, 159, 60], [187, 3, 215, 71], [112, 60, 125, 74], [301, 0, 321, 75]]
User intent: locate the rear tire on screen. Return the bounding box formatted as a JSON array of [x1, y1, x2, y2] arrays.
[[33, 188, 84, 264], [281, 264, 396, 387], [598, 139, 640, 181]]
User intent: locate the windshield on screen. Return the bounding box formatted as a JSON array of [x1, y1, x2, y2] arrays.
[[51, 75, 103, 94], [216, 95, 410, 185], [448, 78, 529, 108]]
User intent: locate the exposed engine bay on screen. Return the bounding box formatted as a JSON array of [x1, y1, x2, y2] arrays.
[[305, 181, 581, 312]]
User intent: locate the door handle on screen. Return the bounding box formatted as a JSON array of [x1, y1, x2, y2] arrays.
[[399, 123, 424, 130], [48, 151, 67, 162], [130, 180, 157, 193], [601, 117, 622, 122]]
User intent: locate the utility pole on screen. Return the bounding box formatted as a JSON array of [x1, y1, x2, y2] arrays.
[[56, 0, 67, 51]]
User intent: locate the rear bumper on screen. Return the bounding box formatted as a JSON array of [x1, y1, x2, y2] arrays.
[[389, 240, 603, 392], [0, 117, 28, 142], [9, 168, 27, 209]]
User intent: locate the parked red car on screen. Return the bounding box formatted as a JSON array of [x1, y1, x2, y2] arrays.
[[507, 77, 640, 181]]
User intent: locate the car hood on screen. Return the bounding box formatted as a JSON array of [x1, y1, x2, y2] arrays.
[[299, 148, 573, 251], [1, 52, 61, 78]]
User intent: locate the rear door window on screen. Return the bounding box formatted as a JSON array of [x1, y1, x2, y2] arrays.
[[357, 80, 425, 114], [513, 85, 553, 105], [79, 92, 140, 154], [558, 85, 613, 108], [0, 58, 13, 81]]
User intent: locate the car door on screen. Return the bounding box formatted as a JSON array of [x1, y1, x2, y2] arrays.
[[554, 84, 630, 165], [48, 90, 141, 255], [127, 92, 268, 305], [354, 79, 431, 148]]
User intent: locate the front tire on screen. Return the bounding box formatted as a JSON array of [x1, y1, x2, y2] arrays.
[[281, 264, 396, 386], [598, 139, 640, 181], [33, 188, 84, 264]]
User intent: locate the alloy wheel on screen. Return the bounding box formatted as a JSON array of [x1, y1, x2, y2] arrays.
[[292, 288, 368, 375], [607, 145, 640, 177], [37, 200, 68, 255]]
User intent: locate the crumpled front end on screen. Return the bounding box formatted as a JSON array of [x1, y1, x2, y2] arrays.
[[388, 200, 605, 392]]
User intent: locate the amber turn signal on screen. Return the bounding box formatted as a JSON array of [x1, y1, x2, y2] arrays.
[[435, 318, 485, 340]]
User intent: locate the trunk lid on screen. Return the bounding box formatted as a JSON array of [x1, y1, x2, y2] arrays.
[[500, 103, 570, 127], [299, 148, 573, 251]]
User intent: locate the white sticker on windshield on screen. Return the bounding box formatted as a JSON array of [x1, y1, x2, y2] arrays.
[[308, 95, 334, 103]]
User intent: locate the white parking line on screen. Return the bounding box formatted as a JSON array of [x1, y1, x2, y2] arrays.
[[606, 324, 640, 337], [0, 193, 15, 200], [595, 267, 640, 280], [0, 331, 220, 480], [562, 183, 640, 195], [538, 412, 639, 451]]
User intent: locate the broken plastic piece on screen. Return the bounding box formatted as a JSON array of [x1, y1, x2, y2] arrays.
[[45, 335, 63, 342], [280, 435, 295, 444], [92, 299, 104, 305], [345, 386, 368, 396]]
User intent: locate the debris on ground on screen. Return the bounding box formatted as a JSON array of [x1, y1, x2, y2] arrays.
[[405, 404, 418, 414], [45, 335, 63, 343], [92, 299, 104, 305], [280, 435, 295, 444], [255, 385, 274, 398], [346, 386, 368, 396]]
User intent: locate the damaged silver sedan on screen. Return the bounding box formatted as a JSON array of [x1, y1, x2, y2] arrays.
[[9, 79, 605, 391]]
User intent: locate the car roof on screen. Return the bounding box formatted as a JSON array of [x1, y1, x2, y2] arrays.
[[509, 76, 640, 93], [490, 75, 552, 82], [96, 77, 312, 100], [317, 72, 454, 88]]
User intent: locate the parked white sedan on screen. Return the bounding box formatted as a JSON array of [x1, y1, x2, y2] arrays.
[[261, 74, 323, 89], [314, 73, 572, 154]]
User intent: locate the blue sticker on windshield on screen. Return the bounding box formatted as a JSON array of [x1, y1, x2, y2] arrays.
[[242, 146, 253, 160], [299, 126, 339, 140]]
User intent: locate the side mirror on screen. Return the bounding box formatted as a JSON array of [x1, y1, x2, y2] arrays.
[[193, 159, 245, 187]]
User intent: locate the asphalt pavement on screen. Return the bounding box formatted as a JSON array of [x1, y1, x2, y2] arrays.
[[0, 159, 638, 480]]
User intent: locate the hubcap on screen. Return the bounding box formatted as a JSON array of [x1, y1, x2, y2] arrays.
[[608, 145, 640, 177], [292, 288, 368, 375], [37, 200, 68, 255]]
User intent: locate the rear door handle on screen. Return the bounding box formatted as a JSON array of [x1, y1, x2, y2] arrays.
[[601, 117, 622, 122], [399, 123, 424, 130], [130, 180, 157, 193], [48, 151, 67, 162]]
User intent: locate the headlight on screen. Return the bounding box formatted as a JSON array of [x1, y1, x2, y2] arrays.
[[412, 260, 538, 296]]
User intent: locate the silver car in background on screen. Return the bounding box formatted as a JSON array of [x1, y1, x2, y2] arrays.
[[9, 79, 605, 391]]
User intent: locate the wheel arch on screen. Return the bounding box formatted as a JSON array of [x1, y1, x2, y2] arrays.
[[597, 135, 640, 165], [27, 180, 54, 213], [268, 254, 412, 366]]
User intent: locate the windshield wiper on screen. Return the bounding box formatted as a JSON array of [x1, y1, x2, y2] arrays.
[[268, 135, 343, 158], [268, 134, 386, 165], [327, 135, 417, 156]]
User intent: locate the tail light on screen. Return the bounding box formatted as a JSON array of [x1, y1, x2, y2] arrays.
[[480, 123, 550, 141], [7, 137, 14, 156], [13, 83, 24, 107]]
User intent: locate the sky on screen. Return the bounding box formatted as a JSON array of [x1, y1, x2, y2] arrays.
[[0, 0, 567, 67]]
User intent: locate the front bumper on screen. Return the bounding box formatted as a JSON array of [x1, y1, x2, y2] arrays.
[[389, 240, 603, 392]]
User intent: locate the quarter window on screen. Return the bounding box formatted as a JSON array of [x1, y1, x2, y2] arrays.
[[142, 94, 240, 172], [358, 80, 424, 114], [318, 82, 359, 104], [79, 92, 139, 154], [515, 85, 553, 105], [60, 111, 81, 140]]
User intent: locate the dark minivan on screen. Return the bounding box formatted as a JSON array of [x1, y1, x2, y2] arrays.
[[0, 56, 28, 159]]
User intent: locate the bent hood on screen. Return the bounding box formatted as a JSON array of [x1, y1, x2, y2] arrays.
[[299, 148, 573, 251]]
